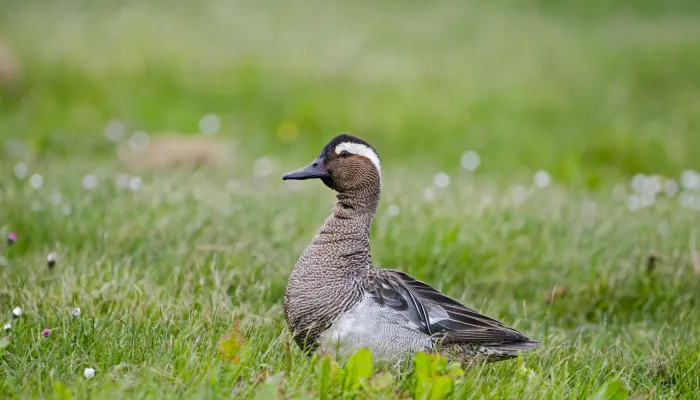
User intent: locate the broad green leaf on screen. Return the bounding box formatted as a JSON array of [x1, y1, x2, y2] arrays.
[[217, 321, 248, 364], [412, 352, 458, 400], [413, 352, 433, 375], [414, 378, 431, 400], [343, 348, 374, 391], [588, 380, 629, 400], [428, 376, 454, 400]]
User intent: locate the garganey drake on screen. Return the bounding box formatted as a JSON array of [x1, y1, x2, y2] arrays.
[[282, 133, 538, 363]]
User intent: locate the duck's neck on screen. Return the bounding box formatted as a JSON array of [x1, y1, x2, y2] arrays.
[[307, 185, 381, 270]]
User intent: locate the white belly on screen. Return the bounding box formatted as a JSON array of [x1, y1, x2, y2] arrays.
[[318, 295, 433, 362]]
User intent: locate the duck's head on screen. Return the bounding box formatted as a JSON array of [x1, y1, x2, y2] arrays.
[[282, 133, 381, 192]]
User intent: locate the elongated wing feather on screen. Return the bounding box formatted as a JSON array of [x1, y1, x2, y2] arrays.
[[365, 269, 532, 345]]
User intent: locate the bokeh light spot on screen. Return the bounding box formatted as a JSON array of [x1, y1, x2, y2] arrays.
[[277, 122, 299, 142], [29, 174, 43, 189], [14, 163, 27, 179], [199, 113, 221, 136], [680, 169, 700, 191], [82, 175, 98, 190], [433, 172, 450, 188], [533, 170, 551, 188], [104, 120, 126, 142], [460, 151, 481, 171]]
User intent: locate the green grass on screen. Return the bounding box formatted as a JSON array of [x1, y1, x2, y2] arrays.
[[1, 0, 700, 398]]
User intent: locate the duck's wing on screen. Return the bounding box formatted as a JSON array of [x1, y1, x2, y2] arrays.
[[365, 268, 533, 345]]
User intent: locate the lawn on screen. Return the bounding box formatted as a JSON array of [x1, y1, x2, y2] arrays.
[[1, 0, 700, 398]]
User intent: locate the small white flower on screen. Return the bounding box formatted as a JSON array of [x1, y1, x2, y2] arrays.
[[460, 151, 481, 172], [664, 179, 679, 197], [631, 173, 648, 194], [70, 307, 81, 317], [627, 194, 642, 211], [199, 113, 221, 136], [646, 175, 663, 194], [104, 120, 126, 142], [11, 307, 22, 318], [387, 204, 400, 216], [84, 368, 95, 379], [129, 130, 150, 151], [47, 252, 57, 268], [433, 172, 450, 189], [533, 170, 551, 189], [62, 203, 72, 216], [3, 322, 11, 332], [14, 163, 28, 179], [29, 174, 44, 189], [82, 175, 98, 190], [129, 176, 142, 191], [680, 169, 700, 191]]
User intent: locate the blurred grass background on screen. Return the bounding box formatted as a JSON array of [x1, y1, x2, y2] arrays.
[[1, 0, 699, 185], [2, 0, 700, 398]]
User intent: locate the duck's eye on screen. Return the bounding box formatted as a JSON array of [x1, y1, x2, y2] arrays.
[[340, 150, 351, 158]]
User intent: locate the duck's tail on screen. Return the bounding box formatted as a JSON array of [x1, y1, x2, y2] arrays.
[[480, 339, 540, 357], [439, 340, 540, 364]]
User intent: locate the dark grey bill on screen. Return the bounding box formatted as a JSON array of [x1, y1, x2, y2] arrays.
[[282, 157, 329, 180]]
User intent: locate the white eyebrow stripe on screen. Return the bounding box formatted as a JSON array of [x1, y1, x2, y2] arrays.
[[335, 142, 381, 175]]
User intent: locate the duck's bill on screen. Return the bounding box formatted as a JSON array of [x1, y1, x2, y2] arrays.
[[282, 158, 330, 180]]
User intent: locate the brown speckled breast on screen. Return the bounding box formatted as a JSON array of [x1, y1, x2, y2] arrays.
[[284, 190, 378, 351]]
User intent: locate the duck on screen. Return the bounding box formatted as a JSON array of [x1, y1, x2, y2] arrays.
[[281, 133, 539, 364]]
